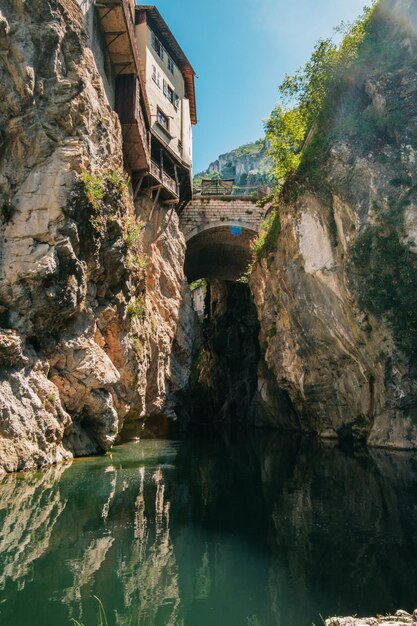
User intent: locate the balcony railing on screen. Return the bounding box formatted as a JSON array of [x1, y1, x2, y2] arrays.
[[150, 160, 178, 198], [193, 181, 271, 199]]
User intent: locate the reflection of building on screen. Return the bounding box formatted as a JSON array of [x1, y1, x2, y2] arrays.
[[191, 283, 206, 319], [77, 1, 197, 211]]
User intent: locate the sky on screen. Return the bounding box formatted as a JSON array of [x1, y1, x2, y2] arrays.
[[148, 0, 370, 173]]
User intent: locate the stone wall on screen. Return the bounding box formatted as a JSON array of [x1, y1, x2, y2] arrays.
[[180, 196, 266, 241]]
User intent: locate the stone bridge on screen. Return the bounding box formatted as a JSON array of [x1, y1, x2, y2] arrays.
[[179, 195, 267, 282]]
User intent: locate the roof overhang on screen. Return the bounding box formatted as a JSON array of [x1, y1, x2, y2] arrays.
[[136, 5, 198, 125]]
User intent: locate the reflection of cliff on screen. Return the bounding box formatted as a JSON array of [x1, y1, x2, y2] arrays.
[[249, 433, 417, 625], [0, 464, 69, 591], [2, 437, 417, 626], [115, 466, 183, 626]]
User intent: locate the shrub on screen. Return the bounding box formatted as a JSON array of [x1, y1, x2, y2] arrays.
[[265, 3, 378, 190], [127, 297, 145, 320], [251, 210, 281, 262], [78, 169, 129, 234], [124, 220, 144, 248], [190, 278, 207, 292]]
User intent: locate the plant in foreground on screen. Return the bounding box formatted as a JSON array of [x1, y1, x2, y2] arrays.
[[71, 596, 108, 626]]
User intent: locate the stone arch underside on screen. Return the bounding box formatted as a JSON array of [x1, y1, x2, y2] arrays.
[[184, 225, 257, 282]]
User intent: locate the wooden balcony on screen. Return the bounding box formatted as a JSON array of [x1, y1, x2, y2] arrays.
[[150, 160, 179, 199], [95, 0, 151, 174], [94, 0, 140, 76], [115, 74, 150, 172]]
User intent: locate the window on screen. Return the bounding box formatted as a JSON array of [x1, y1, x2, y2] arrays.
[[167, 57, 175, 75], [163, 80, 175, 105], [174, 93, 180, 111], [152, 65, 160, 87], [152, 32, 164, 60], [157, 109, 169, 132]]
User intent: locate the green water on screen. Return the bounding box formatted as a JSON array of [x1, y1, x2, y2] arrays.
[[1, 431, 417, 626]]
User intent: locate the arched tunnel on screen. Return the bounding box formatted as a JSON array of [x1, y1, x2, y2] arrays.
[[184, 224, 257, 282], [180, 222, 264, 426]]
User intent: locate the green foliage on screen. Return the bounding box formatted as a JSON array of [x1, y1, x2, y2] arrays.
[[193, 170, 223, 187], [190, 278, 207, 292], [124, 221, 144, 248], [265, 106, 307, 184], [127, 253, 148, 277], [127, 297, 145, 320], [232, 138, 267, 157], [79, 169, 129, 234], [70, 596, 108, 626], [81, 172, 106, 209], [251, 210, 281, 262], [265, 3, 377, 190]]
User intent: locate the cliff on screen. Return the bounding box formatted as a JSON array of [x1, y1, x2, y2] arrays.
[[0, 0, 195, 473], [194, 139, 273, 193], [251, 0, 417, 448]]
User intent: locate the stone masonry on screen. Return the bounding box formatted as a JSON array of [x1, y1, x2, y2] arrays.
[[180, 196, 267, 242]]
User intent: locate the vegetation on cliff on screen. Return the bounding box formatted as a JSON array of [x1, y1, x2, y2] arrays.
[[265, 3, 380, 189], [260, 0, 417, 361], [194, 138, 273, 193]]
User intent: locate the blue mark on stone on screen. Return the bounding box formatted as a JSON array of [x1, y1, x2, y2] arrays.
[[230, 226, 242, 236]]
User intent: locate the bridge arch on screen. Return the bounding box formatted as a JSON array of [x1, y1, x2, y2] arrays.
[[180, 195, 267, 282], [184, 224, 257, 282]]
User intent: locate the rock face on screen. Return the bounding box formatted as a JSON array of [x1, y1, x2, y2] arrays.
[[325, 610, 417, 626], [195, 139, 272, 193], [180, 280, 260, 426], [251, 0, 417, 448], [0, 0, 194, 473]]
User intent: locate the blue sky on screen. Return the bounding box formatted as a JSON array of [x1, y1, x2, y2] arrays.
[[147, 0, 369, 173]]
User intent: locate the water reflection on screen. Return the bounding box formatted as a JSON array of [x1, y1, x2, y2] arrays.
[[1, 434, 417, 626]]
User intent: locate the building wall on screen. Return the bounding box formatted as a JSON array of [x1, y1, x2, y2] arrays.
[[135, 20, 193, 166], [74, 0, 116, 108], [192, 285, 206, 319]]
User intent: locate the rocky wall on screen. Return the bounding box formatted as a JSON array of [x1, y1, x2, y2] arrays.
[[0, 0, 194, 473], [250, 0, 417, 448]]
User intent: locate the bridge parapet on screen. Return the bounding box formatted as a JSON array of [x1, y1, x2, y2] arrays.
[[180, 195, 267, 241]]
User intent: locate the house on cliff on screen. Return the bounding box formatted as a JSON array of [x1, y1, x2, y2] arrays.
[[75, 0, 197, 210]]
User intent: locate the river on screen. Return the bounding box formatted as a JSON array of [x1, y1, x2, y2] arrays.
[[1, 431, 417, 626]]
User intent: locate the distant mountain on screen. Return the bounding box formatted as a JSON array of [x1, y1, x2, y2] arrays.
[[194, 139, 273, 194]]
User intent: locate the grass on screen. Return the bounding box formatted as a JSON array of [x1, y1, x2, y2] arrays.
[[127, 253, 148, 276], [124, 221, 144, 248], [71, 596, 108, 626], [127, 297, 146, 320], [76, 169, 129, 235]]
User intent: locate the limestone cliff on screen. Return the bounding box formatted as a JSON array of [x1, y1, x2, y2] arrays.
[[0, 0, 194, 472], [251, 0, 417, 448], [194, 139, 272, 193]]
